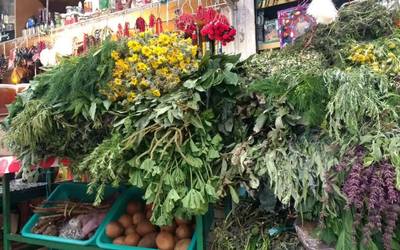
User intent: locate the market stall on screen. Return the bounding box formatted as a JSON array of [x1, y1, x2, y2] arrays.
[[4, 0, 400, 249]]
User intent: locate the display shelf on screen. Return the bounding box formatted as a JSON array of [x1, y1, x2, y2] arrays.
[[7, 234, 102, 250], [258, 41, 280, 50]]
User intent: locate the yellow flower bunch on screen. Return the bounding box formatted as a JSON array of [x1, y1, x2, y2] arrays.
[[348, 41, 400, 75], [103, 32, 199, 102]]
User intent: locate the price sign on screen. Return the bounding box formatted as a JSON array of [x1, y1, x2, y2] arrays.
[[0, 30, 15, 42]]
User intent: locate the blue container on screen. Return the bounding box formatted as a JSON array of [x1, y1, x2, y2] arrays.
[[96, 187, 199, 250], [21, 182, 121, 246]]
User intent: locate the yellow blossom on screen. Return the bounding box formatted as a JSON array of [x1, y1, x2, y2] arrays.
[[151, 88, 161, 97], [141, 46, 152, 57], [151, 60, 161, 69], [127, 40, 142, 52], [140, 79, 150, 88], [137, 62, 148, 72], [111, 50, 120, 60], [114, 78, 122, 85], [179, 61, 186, 70], [191, 46, 198, 57], [177, 53, 184, 62], [115, 59, 129, 71], [130, 78, 138, 86], [158, 33, 171, 45], [127, 92, 136, 102], [128, 54, 139, 63]]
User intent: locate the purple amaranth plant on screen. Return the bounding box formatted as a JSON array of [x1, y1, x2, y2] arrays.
[[342, 150, 400, 250]]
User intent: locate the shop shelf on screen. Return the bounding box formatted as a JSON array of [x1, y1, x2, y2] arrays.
[[21, 182, 122, 246]]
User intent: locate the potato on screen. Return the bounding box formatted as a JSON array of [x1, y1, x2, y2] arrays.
[[125, 232, 141, 246], [113, 236, 125, 245], [106, 222, 124, 239], [126, 201, 143, 215], [156, 231, 175, 250], [136, 220, 156, 236], [132, 212, 146, 225], [161, 223, 176, 233], [125, 225, 136, 235], [175, 239, 191, 250], [118, 214, 133, 228], [146, 209, 153, 220], [175, 217, 191, 226], [176, 224, 192, 239], [145, 203, 153, 211], [138, 232, 157, 248]]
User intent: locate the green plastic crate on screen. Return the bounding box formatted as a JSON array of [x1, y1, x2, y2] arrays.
[[21, 182, 121, 246], [96, 187, 205, 250]]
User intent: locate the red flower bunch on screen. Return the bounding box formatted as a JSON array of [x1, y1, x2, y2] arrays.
[[176, 13, 197, 40], [194, 6, 217, 27], [176, 6, 236, 45], [201, 19, 236, 45]]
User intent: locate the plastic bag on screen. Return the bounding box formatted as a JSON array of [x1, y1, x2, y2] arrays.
[[59, 216, 85, 240]]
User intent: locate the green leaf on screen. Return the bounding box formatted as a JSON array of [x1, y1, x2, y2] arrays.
[[211, 134, 223, 147], [336, 211, 355, 250], [129, 170, 144, 188], [223, 71, 239, 85], [166, 189, 180, 201], [205, 183, 217, 197], [184, 79, 198, 89], [182, 189, 205, 213], [229, 185, 240, 204], [140, 159, 156, 171], [254, 113, 267, 133], [89, 102, 97, 121], [103, 100, 112, 110], [363, 156, 374, 167], [167, 110, 174, 123], [190, 139, 200, 152], [208, 148, 220, 159], [190, 115, 204, 130], [185, 155, 203, 168]]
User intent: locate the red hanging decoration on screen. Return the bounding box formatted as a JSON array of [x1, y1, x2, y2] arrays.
[[124, 22, 130, 37], [155, 18, 163, 34], [136, 17, 146, 32], [149, 14, 156, 28], [117, 23, 124, 37], [83, 33, 88, 53]]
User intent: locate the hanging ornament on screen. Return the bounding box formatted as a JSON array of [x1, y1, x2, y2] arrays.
[[155, 18, 163, 35], [124, 22, 130, 37], [307, 0, 337, 25], [149, 14, 156, 28], [136, 17, 146, 32], [83, 33, 88, 53]]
